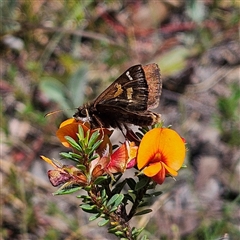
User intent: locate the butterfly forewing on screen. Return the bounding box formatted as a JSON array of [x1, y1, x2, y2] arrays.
[[94, 65, 148, 111], [74, 63, 162, 129]]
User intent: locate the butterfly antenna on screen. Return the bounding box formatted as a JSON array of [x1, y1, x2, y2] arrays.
[[44, 109, 65, 118]]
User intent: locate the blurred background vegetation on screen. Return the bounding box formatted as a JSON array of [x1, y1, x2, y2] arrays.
[[1, 0, 239, 239]]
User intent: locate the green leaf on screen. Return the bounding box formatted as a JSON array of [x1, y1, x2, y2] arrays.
[[77, 125, 85, 140], [65, 136, 82, 151], [53, 186, 82, 195], [150, 191, 163, 197], [138, 201, 149, 208], [114, 231, 125, 237], [112, 180, 127, 195], [80, 204, 98, 213], [113, 173, 123, 184], [138, 234, 149, 240], [131, 227, 140, 234], [132, 227, 144, 237], [88, 130, 100, 147], [84, 129, 90, 146], [76, 164, 86, 171], [143, 193, 151, 198], [135, 177, 150, 191], [69, 152, 83, 159], [98, 219, 109, 227], [147, 182, 157, 190], [59, 152, 83, 163], [134, 209, 152, 216], [112, 194, 124, 208], [124, 194, 134, 203], [108, 226, 120, 233], [89, 154, 99, 162], [88, 140, 103, 156], [59, 152, 72, 159], [107, 194, 120, 207], [101, 189, 106, 199], [77, 195, 91, 200], [109, 206, 118, 213], [94, 175, 108, 185], [82, 200, 92, 205], [89, 213, 101, 221], [126, 178, 136, 190], [84, 185, 91, 191], [80, 204, 95, 210]]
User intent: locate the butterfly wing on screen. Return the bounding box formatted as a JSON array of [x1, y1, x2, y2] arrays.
[[95, 105, 160, 127], [142, 63, 162, 109], [93, 65, 149, 111], [74, 63, 161, 128]]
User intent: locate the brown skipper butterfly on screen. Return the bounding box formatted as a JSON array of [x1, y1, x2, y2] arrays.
[[73, 63, 162, 129]]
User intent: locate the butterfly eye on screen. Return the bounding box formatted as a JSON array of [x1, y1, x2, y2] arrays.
[[80, 108, 87, 117], [73, 106, 90, 120]]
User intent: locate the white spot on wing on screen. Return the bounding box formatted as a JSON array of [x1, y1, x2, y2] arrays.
[[126, 71, 133, 80]]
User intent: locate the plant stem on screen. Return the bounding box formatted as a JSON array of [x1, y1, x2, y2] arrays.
[[127, 178, 150, 221]]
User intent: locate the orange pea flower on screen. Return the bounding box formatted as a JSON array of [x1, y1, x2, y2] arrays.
[[90, 141, 138, 180], [105, 141, 138, 174], [41, 156, 88, 187], [56, 118, 113, 156], [54, 119, 138, 181], [137, 128, 186, 184], [56, 118, 90, 148]]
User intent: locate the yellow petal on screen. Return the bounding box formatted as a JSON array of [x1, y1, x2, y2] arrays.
[[157, 128, 185, 171], [59, 118, 76, 128], [137, 128, 162, 169], [40, 155, 56, 167], [143, 162, 161, 177], [162, 162, 178, 176]]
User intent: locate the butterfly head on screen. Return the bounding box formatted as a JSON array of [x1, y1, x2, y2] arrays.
[[73, 105, 91, 122]]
